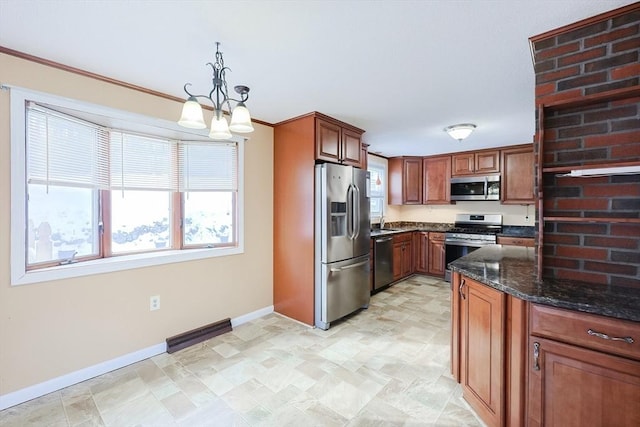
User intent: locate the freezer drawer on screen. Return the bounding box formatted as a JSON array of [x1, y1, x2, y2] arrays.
[[315, 254, 370, 330]]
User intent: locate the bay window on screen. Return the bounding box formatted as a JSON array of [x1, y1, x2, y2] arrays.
[[10, 87, 244, 285]]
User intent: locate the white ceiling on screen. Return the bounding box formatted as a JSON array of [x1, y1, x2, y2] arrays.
[[0, 0, 635, 157]]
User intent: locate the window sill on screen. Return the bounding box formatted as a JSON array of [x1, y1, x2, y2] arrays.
[[11, 246, 243, 286]]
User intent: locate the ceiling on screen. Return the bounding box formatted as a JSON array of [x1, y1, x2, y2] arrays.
[[0, 0, 635, 157]]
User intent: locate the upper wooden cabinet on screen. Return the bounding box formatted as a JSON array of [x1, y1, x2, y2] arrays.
[[452, 150, 500, 176], [423, 155, 451, 204], [501, 145, 535, 205], [315, 115, 365, 168], [388, 157, 423, 205]]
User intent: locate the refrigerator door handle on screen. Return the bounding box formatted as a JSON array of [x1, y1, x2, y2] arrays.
[[346, 184, 354, 239], [330, 260, 369, 272], [352, 184, 360, 240]]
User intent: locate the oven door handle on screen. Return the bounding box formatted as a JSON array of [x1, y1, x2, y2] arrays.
[[444, 240, 495, 247]]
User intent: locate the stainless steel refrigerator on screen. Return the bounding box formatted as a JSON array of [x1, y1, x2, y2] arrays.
[[314, 163, 371, 330]]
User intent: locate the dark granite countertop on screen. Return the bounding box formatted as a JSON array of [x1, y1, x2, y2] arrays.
[[370, 222, 452, 238], [498, 225, 535, 238], [449, 245, 640, 322]]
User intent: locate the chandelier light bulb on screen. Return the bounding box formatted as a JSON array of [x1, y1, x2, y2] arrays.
[[178, 97, 206, 129], [229, 102, 254, 133], [209, 114, 232, 140]]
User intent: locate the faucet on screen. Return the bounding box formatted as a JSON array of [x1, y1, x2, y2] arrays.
[[380, 216, 386, 229]]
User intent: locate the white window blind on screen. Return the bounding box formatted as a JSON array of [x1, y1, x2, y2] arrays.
[[26, 103, 109, 189], [179, 142, 238, 192], [109, 132, 177, 191]]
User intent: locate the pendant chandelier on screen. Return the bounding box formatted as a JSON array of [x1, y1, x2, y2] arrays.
[[177, 42, 254, 139]]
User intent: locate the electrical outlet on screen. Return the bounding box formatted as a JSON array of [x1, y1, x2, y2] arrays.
[[150, 295, 160, 311], [525, 215, 530, 223]]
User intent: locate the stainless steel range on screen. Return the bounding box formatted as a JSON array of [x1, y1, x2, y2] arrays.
[[444, 213, 502, 282]]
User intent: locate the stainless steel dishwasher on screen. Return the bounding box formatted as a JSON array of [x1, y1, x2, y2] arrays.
[[374, 236, 394, 290]]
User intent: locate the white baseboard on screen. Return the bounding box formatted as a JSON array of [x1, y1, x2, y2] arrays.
[[0, 305, 274, 411], [230, 305, 274, 327]]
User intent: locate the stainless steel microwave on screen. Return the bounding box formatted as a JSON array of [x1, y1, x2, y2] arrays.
[[450, 175, 500, 201]]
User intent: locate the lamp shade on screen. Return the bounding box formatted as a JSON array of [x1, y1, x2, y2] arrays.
[[229, 103, 254, 133], [178, 97, 206, 129], [445, 124, 476, 141], [209, 114, 232, 140]]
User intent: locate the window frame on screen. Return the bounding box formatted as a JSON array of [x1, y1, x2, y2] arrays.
[[10, 86, 245, 286], [367, 155, 387, 222]]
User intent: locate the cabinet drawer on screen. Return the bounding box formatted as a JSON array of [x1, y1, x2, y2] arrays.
[[530, 304, 640, 361], [429, 232, 445, 242], [497, 236, 534, 247], [392, 232, 413, 243]]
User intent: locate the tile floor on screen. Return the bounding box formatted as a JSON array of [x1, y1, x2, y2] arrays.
[[0, 276, 484, 426]]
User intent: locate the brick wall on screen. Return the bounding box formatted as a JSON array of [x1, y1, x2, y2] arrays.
[[531, 4, 640, 287]]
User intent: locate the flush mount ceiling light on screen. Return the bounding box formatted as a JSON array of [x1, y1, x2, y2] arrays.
[[178, 42, 254, 139], [445, 123, 477, 142]]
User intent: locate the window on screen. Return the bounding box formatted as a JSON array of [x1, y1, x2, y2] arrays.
[[367, 156, 387, 221], [10, 87, 244, 285]]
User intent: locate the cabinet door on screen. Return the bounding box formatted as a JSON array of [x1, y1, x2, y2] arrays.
[[401, 241, 413, 277], [501, 146, 535, 204], [428, 233, 445, 276], [360, 143, 369, 170], [392, 241, 403, 281], [415, 232, 429, 273], [423, 156, 451, 204], [315, 118, 342, 163], [403, 158, 423, 204], [527, 337, 640, 427], [452, 153, 475, 176], [341, 128, 362, 167], [461, 277, 505, 427], [475, 150, 500, 174]]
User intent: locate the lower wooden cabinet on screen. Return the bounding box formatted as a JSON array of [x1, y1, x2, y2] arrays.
[[528, 304, 640, 427], [392, 233, 413, 280], [428, 232, 445, 276], [452, 273, 527, 427], [460, 276, 506, 427], [414, 232, 429, 273]]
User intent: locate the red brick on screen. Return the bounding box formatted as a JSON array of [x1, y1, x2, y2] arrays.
[[537, 89, 583, 105], [535, 42, 580, 61], [556, 176, 609, 186], [546, 139, 582, 151], [583, 183, 640, 197], [545, 234, 581, 245], [583, 105, 638, 123], [610, 276, 640, 288], [584, 131, 639, 148], [558, 47, 607, 66], [585, 52, 639, 73], [584, 25, 639, 47], [584, 235, 639, 249], [611, 223, 640, 236], [556, 223, 608, 234], [545, 257, 580, 269], [536, 66, 580, 85], [612, 63, 640, 80], [556, 198, 609, 210], [613, 37, 640, 52], [584, 261, 638, 276], [558, 123, 608, 138], [556, 245, 608, 260], [611, 143, 640, 159], [553, 268, 608, 284], [535, 82, 556, 97]]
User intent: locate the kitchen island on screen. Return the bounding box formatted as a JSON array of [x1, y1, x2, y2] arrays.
[[449, 245, 640, 427], [449, 245, 640, 322]]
